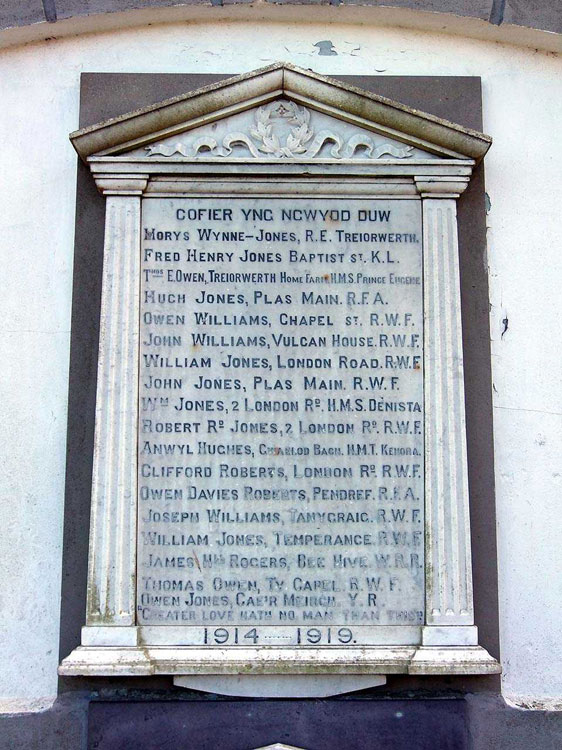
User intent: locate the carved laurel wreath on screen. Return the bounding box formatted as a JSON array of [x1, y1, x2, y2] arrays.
[[250, 102, 314, 157], [145, 101, 415, 160]]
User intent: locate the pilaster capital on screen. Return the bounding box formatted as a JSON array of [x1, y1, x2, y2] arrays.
[[93, 174, 149, 196], [414, 176, 470, 199]]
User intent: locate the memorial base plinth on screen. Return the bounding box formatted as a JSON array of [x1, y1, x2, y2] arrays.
[[173, 674, 388, 697], [59, 644, 500, 676]]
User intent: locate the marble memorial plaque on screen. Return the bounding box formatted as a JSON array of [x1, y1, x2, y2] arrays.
[[137, 196, 424, 644], [60, 64, 500, 679]]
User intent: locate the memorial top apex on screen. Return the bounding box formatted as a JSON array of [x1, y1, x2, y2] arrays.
[[70, 63, 491, 163]]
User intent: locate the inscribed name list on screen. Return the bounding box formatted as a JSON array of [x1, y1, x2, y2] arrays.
[[137, 197, 424, 635]]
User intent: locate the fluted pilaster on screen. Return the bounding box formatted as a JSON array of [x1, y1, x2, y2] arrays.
[[86, 178, 146, 626], [417, 178, 474, 631]]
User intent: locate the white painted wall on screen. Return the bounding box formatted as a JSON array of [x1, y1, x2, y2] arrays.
[[0, 16, 560, 707]]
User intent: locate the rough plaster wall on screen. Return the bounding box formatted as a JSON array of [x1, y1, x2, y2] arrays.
[[0, 19, 560, 706], [483, 67, 562, 707]]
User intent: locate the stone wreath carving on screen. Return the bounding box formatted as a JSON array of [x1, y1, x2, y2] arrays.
[[251, 101, 314, 157], [145, 101, 414, 160]]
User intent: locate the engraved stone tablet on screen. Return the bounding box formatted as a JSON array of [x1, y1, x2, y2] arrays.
[[137, 196, 424, 643], [60, 63, 500, 679]]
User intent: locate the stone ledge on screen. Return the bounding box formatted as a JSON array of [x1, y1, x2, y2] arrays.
[[59, 644, 501, 676]]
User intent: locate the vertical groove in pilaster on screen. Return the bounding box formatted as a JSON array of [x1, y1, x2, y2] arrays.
[[423, 198, 473, 626], [87, 195, 140, 626]]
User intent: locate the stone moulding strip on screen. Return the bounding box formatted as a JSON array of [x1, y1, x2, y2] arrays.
[[1, 5, 560, 53], [86, 162, 475, 179], [59, 645, 501, 676], [142, 177, 421, 197]]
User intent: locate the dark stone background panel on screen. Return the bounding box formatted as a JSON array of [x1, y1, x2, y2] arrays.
[[59, 71, 500, 696], [0, 694, 89, 750], [1, 694, 561, 750], [87, 698, 469, 750]]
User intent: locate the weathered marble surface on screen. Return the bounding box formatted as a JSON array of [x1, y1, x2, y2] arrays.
[[137, 196, 424, 641]]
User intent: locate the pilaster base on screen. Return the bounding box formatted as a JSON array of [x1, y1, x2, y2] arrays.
[[409, 646, 500, 674], [422, 625, 478, 646], [81, 626, 139, 647]]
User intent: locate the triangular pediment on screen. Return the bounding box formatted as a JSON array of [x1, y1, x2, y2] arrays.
[[126, 98, 438, 162], [70, 63, 491, 163]]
